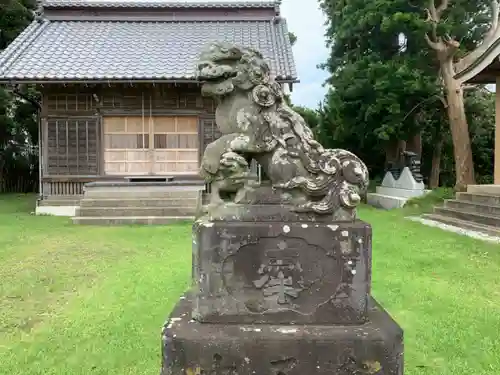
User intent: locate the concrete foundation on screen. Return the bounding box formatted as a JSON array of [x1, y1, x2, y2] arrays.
[[367, 193, 408, 210], [367, 187, 431, 210], [367, 168, 430, 210], [35, 205, 78, 216], [162, 294, 404, 375], [160, 200, 404, 375]]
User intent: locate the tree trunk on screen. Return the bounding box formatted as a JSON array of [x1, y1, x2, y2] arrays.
[[406, 132, 422, 156], [384, 139, 406, 169], [429, 137, 443, 188], [442, 64, 476, 191]]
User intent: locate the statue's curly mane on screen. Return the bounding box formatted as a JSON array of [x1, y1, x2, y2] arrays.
[[197, 42, 369, 218]]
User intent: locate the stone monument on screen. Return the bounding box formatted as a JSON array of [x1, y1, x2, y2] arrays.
[[160, 42, 404, 375], [368, 151, 430, 210]]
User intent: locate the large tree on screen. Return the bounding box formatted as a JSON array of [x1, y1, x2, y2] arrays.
[[0, 0, 37, 49], [318, 0, 440, 177], [0, 0, 38, 190], [318, 0, 496, 186], [423, 0, 497, 190]]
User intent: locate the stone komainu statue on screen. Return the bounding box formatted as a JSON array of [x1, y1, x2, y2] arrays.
[[197, 42, 369, 216]]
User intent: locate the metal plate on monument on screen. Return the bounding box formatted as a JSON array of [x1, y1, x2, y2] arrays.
[[193, 218, 371, 324]]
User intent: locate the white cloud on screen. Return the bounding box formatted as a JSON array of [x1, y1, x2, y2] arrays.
[[281, 0, 330, 108]]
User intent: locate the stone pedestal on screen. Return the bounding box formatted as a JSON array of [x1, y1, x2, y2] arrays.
[[367, 167, 430, 210], [160, 205, 404, 375], [162, 294, 403, 375]]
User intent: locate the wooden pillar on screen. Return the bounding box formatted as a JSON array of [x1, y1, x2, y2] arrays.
[[37, 108, 43, 198], [496, 77, 500, 184]]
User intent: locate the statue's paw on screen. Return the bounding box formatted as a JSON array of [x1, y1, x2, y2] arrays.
[[285, 150, 300, 158], [229, 135, 251, 152], [208, 195, 225, 207], [273, 182, 290, 189]]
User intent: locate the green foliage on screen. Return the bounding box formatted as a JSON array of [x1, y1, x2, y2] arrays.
[[285, 94, 321, 130], [0, 0, 39, 191], [467, 88, 495, 184], [404, 187, 456, 214], [317, 0, 496, 185], [2, 195, 500, 375], [292, 105, 320, 129], [0, 0, 36, 50], [0, 89, 15, 150], [318, 0, 439, 177]]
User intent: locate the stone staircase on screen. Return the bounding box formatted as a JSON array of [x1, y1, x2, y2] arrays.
[[72, 181, 203, 225], [423, 185, 500, 237], [36, 195, 83, 216]]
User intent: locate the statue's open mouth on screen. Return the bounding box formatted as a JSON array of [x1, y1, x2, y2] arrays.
[[198, 71, 237, 83], [197, 62, 238, 83]]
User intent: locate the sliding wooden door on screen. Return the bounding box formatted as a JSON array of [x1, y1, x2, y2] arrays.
[[103, 116, 199, 175]]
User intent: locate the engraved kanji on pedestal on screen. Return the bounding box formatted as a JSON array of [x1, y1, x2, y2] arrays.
[[253, 247, 305, 306]]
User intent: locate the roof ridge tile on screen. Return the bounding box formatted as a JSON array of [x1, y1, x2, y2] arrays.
[[0, 20, 50, 76], [0, 17, 297, 82], [42, 0, 281, 9]]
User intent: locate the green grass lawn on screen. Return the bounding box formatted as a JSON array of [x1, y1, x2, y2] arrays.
[[0, 194, 499, 375]]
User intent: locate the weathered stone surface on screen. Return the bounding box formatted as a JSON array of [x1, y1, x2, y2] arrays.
[[367, 166, 429, 210], [161, 293, 404, 375], [381, 168, 425, 191], [201, 185, 357, 222], [192, 216, 371, 324], [158, 42, 404, 375], [197, 42, 369, 216]]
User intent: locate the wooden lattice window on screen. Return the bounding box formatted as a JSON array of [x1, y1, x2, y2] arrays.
[[46, 94, 94, 112], [200, 118, 220, 152], [152, 116, 199, 174], [103, 116, 199, 175], [103, 116, 150, 175], [46, 118, 99, 175]]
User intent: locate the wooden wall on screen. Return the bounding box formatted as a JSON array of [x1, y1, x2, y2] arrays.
[[40, 82, 218, 195]]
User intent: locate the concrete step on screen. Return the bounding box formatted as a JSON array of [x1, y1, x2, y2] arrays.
[[76, 206, 197, 217], [79, 198, 198, 208], [72, 216, 195, 225], [84, 190, 201, 199], [422, 214, 500, 237], [42, 194, 84, 200], [375, 186, 429, 199], [38, 199, 81, 206], [456, 192, 500, 206], [445, 199, 500, 217], [366, 193, 407, 210], [467, 184, 500, 196], [434, 207, 500, 227]]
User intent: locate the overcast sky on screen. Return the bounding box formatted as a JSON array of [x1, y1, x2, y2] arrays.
[[280, 0, 329, 108]]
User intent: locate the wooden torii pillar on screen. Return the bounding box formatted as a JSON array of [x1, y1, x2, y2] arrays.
[[455, 46, 500, 184]]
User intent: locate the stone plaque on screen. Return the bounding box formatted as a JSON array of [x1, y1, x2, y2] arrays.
[[192, 218, 371, 324]]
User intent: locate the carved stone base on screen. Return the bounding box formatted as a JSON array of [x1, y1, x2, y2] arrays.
[[161, 293, 404, 375], [193, 217, 372, 325], [381, 167, 425, 191]]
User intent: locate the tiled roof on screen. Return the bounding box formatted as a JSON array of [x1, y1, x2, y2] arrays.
[[42, 0, 281, 9], [0, 18, 297, 82]]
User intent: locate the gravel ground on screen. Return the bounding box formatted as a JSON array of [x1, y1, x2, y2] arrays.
[[406, 216, 500, 244]]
